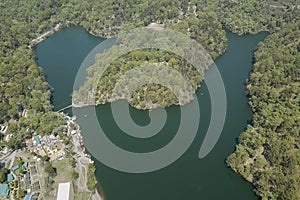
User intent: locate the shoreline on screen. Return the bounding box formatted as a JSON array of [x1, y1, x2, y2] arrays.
[[91, 188, 103, 200], [28, 21, 116, 49], [39, 23, 264, 200], [61, 113, 104, 200], [29, 23, 110, 200], [71, 98, 192, 110], [29, 23, 63, 48]]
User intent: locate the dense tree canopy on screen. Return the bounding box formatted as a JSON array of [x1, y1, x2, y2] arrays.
[[0, 0, 299, 199], [201, 0, 300, 35], [73, 3, 227, 109], [227, 22, 300, 199]]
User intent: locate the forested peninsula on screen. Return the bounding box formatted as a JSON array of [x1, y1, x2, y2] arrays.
[[72, 11, 227, 109], [0, 0, 299, 199], [227, 22, 300, 199]]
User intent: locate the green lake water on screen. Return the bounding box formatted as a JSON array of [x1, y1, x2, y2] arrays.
[[34, 26, 268, 200]]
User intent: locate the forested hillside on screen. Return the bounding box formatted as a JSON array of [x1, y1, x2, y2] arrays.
[[197, 0, 300, 35], [216, 0, 300, 34], [227, 22, 300, 200], [0, 0, 65, 148], [0, 0, 299, 199], [73, 8, 227, 109], [0, 0, 228, 151], [215, 1, 300, 199]]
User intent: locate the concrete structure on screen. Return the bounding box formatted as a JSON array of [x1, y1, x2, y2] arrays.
[[56, 182, 73, 200]]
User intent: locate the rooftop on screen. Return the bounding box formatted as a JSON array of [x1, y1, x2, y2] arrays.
[[49, 149, 65, 161], [34, 135, 41, 145], [7, 173, 14, 182], [0, 184, 9, 197], [38, 147, 47, 157], [23, 162, 28, 168], [24, 194, 32, 200], [57, 182, 70, 200], [12, 165, 20, 171]]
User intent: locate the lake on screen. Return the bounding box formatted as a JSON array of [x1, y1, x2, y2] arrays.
[[34, 26, 268, 200]]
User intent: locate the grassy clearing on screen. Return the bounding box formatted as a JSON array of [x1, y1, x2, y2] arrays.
[[74, 191, 91, 200], [52, 157, 73, 188]]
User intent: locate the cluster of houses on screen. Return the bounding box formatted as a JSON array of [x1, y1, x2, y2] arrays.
[[0, 115, 83, 200], [0, 161, 39, 199], [26, 134, 66, 162]]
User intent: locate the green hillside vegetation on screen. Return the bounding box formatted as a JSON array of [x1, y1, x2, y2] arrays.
[[217, 0, 300, 34], [169, 11, 227, 59], [0, 0, 227, 123], [197, 0, 300, 35], [0, 0, 299, 199], [73, 12, 227, 109], [75, 49, 203, 109], [227, 22, 300, 199]]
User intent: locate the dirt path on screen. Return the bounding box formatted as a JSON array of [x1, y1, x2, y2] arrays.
[[77, 158, 89, 191]]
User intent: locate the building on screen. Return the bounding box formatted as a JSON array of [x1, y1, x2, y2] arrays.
[[149, 22, 158, 27], [32, 181, 40, 191], [23, 173, 31, 189], [37, 147, 47, 157], [34, 135, 41, 145], [49, 149, 66, 161], [42, 135, 51, 144], [7, 173, 14, 182], [23, 162, 28, 168], [0, 184, 9, 197], [11, 165, 19, 171], [25, 138, 33, 148], [0, 125, 7, 133], [56, 182, 73, 200], [24, 194, 32, 200], [4, 134, 12, 142]]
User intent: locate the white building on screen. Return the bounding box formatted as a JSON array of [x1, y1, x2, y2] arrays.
[[0, 125, 7, 133], [57, 182, 73, 200]]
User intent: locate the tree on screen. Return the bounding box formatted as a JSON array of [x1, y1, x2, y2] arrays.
[[72, 171, 79, 179], [70, 159, 77, 168], [18, 188, 26, 198], [0, 167, 9, 183], [45, 162, 57, 177]]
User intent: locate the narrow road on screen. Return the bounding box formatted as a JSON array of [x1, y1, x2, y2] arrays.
[[0, 149, 14, 164], [71, 131, 90, 192], [69, 119, 103, 200], [9, 150, 17, 169], [77, 158, 88, 191]]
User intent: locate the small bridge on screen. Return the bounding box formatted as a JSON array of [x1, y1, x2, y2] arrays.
[[57, 105, 72, 112]]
